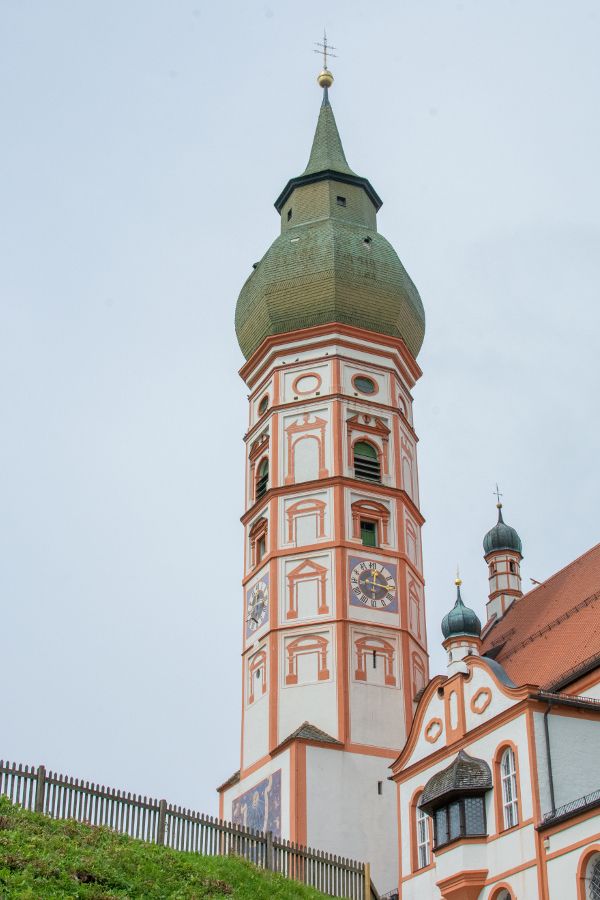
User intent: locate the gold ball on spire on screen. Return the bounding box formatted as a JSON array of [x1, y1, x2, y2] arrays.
[[317, 68, 334, 89], [455, 576, 462, 587]]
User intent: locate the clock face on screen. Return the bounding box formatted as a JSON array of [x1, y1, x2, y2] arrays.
[[349, 558, 397, 611], [246, 579, 269, 635]]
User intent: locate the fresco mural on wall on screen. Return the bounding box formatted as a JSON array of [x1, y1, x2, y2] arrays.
[[231, 769, 281, 836]]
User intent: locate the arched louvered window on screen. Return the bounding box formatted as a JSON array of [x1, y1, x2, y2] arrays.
[[256, 458, 269, 500], [353, 441, 381, 482], [501, 747, 519, 829]]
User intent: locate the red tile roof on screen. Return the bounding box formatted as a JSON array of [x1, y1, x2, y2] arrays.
[[481, 542, 600, 689]]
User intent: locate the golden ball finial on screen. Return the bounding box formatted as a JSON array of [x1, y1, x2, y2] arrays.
[[455, 576, 462, 587], [317, 68, 334, 89]]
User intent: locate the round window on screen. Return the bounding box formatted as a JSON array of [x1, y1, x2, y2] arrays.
[[258, 396, 269, 415], [353, 375, 377, 395]]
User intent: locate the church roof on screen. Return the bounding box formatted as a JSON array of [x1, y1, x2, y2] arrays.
[[302, 89, 357, 177], [482, 542, 600, 689]]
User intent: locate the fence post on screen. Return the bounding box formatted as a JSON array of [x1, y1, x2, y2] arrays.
[[157, 799, 167, 846], [363, 862, 371, 900], [265, 830, 273, 871], [34, 765, 46, 814]]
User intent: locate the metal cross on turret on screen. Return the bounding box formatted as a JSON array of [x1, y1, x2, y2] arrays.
[[493, 483, 503, 506], [314, 30, 337, 70]]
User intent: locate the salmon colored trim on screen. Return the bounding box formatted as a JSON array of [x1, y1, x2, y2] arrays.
[[470, 687, 493, 715], [409, 785, 433, 874], [268, 631, 278, 751], [401, 853, 536, 885], [436, 869, 489, 900], [492, 740, 523, 835], [525, 707, 549, 900], [549, 838, 600, 888], [488, 882, 516, 899], [240, 537, 424, 577], [549, 834, 600, 866], [396, 777, 404, 891], [219, 792, 224, 819], [424, 717, 443, 744], [543, 808, 600, 839], [241, 473, 425, 527], [331, 358, 341, 395], [443, 673, 467, 743], [240, 323, 422, 385], [291, 371, 323, 396], [393, 698, 534, 781], [351, 372, 380, 396]]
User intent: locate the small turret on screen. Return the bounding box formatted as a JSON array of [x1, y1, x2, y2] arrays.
[[442, 576, 482, 675], [483, 499, 523, 623]]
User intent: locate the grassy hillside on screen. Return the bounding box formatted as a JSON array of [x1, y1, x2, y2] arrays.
[[0, 797, 331, 899]]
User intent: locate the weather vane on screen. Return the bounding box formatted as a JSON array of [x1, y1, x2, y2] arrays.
[[314, 30, 337, 71], [493, 483, 503, 505]]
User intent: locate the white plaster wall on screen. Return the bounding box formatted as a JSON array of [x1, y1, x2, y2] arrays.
[[398, 713, 534, 877], [402, 691, 446, 769], [463, 662, 519, 733], [305, 746, 399, 895], [279, 627, 338, 742], [280, 551, 335, 622], [282, 362, 331, 403], [341, 362, 390, 404], [222, 749, 291, 835], [350, 680, 405, 750], [345, 487, 397, 550], [534, 711, 600, 815], [281, 405, 332, 485], [251, 376, 274, 427], [242, 680, 269, 769], [479, 866, 539, 900], [280, 488, 332, 548], [545, 819, 600, 900], [543, 809, 600, 854]]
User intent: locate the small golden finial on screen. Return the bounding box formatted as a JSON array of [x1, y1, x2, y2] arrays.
[[455, 566, 462, 587], [494, 483, 503, 509], [314, 30, 336, 88]]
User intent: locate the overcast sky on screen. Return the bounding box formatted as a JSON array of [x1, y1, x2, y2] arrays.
[[1, 1, 599, 815]]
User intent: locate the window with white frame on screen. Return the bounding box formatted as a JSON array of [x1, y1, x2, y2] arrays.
[[588, 854, 600, 900], [416, 803, 430, 869], [500, 747, 518, 829]]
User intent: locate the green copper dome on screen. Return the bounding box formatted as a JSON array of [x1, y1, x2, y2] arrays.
[[235, 87, 426, 361], [483, 505, 523, 556], [441, 583, 482, 640]]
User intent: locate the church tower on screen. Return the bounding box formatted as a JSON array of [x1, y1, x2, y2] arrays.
[[218, 64, 428, 892], [483, 501, 523, 623]]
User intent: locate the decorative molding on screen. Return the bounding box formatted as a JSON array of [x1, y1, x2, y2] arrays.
[[286, 498, 326, 544], [285, 414, 328, 484], [285, 634, 330, 685], [354, 635, 396, 686], [471, 687, 493, 715], [286, 558, 329, 619], [424, 718, 443, 744]]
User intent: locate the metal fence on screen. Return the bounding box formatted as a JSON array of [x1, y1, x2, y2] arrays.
[[0, 759, 379, 899]]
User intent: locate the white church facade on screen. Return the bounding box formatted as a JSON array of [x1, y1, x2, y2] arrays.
[[217, 62, 600, 899]]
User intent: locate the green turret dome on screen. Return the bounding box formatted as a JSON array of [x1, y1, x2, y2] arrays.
[[441, 581, 482, 640], [235, 84, 426, 361], [483, 504, 523, 556]]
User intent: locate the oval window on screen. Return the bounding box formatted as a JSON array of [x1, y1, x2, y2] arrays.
[[353, 375, 377, 394], [258, 396, 269, 415], [293, 374, 322, 395]]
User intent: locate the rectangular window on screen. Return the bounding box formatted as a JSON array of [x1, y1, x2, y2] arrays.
[[257, 536, 266, 563], [377, 781, 382, 795], [336, 196, 346, 206], [287, 208, 292, 221], [360, 520, 377, 547], [416, 807, 430, 869]]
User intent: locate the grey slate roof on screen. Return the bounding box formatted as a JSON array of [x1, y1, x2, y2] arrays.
[[483, 505, 523, 555], [419, 750, 492, 813], [278, 721, 342, 748]]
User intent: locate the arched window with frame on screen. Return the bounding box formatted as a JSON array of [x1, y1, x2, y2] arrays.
[[353, 441, 381, 482], [500, 746, 519, 829], [587, 853, 600, 900], [416, 802, 431, 869], [491, 888, 514, 900], [255, 458, 269, 500]]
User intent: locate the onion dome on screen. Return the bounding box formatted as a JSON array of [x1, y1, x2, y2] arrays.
[[441, 578, 482, 640], [419, 750, 492, 814], [235, 73, 426, 361], [483, 503, 523, 556]]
